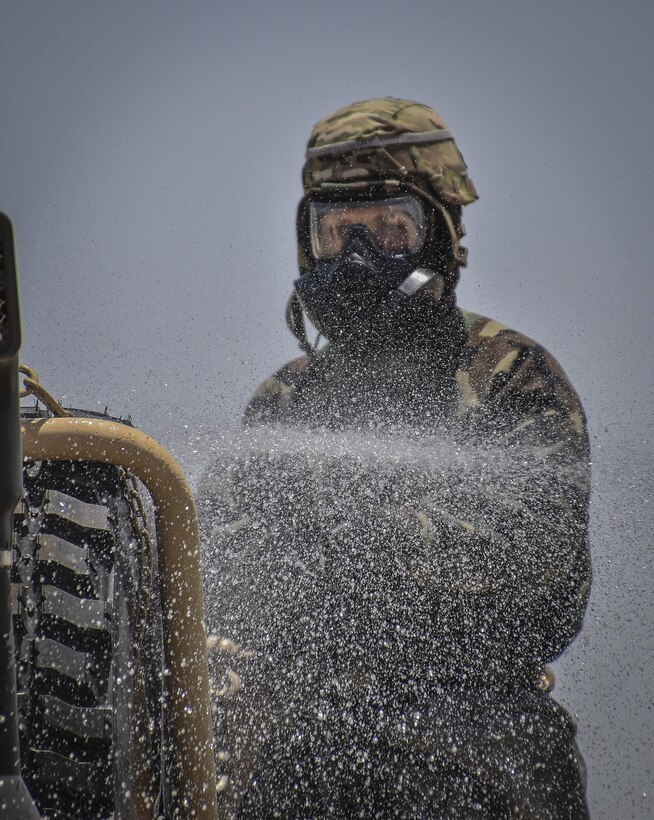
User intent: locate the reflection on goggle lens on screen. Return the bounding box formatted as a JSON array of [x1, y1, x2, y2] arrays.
[[309, 197, 427, 260]]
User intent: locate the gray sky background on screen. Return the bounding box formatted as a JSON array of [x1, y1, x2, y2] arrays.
[[1, 1, 652, 817]]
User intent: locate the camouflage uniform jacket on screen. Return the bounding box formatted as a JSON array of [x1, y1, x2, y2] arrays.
[[242, 306, 591, 679]]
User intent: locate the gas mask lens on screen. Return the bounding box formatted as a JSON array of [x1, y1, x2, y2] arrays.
[[309, 197, 427, 260]]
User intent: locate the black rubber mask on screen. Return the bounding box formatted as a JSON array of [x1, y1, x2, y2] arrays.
[[294, 225, 437, 345]]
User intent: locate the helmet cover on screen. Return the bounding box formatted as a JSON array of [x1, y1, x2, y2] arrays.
[[302, 97, 478, 206]]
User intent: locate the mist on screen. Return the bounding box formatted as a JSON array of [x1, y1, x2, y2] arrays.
[[1, 1, 652, 816]]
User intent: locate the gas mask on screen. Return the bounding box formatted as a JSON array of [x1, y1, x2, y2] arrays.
[[294, 196, 443, 345]]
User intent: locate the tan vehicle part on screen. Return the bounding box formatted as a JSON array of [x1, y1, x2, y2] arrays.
[[22, 416, 218, 819]]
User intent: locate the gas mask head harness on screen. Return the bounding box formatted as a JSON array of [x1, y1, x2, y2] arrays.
[[290, 179, 467, 351]]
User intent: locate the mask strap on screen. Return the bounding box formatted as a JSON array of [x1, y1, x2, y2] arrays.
[[285, 293, 314, 356]]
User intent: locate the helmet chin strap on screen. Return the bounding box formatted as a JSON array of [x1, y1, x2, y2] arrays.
[[419, 190, 468, 269]]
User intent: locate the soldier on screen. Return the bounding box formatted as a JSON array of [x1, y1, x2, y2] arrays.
[[202, 97, 591, 817]]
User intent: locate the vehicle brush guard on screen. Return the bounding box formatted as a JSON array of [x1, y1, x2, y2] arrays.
[[3, 208, 218, 818], [20, 399, 219, 819]]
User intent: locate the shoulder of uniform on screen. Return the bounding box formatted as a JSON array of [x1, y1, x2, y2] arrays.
[[252, 353, 313, 400], [459, 309, 536, 350], [458, 309, 560, 375], [274, 352, 315, 383], [456, 308, 588, 441], [243, 353, 314, 423]]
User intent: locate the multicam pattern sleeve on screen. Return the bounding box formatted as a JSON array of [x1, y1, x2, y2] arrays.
[[435, 311, 591, 671], [454, 311, 589, 459], [243, 311, 591, 675], [243, 355, 313, 423]]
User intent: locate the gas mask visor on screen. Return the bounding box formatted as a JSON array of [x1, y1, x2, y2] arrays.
[[308, 196, 428, 261]]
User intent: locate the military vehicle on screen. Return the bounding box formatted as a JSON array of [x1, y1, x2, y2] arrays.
[[1, 211, 218, 818]]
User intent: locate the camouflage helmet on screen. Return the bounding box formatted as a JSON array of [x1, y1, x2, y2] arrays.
[[302, 97, 478, 207]]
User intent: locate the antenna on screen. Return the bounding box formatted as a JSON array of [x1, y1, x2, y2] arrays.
[[0, 211, 41, 817]]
